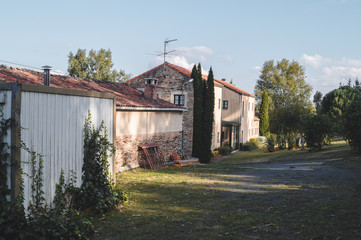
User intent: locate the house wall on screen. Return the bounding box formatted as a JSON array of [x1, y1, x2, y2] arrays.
[[212, 85, 223, 150], [240, 95, 257, 143], [2, 83, 115, 210], [128, 65, 194, 157], [222, 87, 242, 124], [114, 110, 183, 172]]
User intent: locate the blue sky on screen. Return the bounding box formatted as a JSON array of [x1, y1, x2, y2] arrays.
[[1, 0, 361, 95]]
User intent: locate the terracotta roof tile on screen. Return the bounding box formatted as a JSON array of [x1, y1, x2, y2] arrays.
[[0, 66, 182, 109], [127, 62, 254, 97]]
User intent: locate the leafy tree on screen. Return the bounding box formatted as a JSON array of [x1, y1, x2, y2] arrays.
[[343, 94, 361, 151], [259, 91, 270, 137], [313, 91, 323, 113], [321, 85, 359, 135], [302, 114, 332, 151], [68, 48, 130, 82], [255, 59, 313, 143]]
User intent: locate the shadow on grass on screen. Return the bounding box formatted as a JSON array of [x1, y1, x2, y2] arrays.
[[95, 141, 361, 240]]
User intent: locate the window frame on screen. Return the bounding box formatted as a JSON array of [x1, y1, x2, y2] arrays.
[[174, 94, 185, 106], [222, 100, 228, 109]]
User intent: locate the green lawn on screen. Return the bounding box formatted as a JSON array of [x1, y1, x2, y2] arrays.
[[94, 141, 361, 239]]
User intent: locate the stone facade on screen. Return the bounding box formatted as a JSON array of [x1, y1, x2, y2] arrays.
[[114, 131, 182, 172], [128, 64, 194, 157]]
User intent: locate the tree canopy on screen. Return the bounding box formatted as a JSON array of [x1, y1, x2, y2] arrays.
[[68, 49, 130, 82], [255, 59, 313, 136]]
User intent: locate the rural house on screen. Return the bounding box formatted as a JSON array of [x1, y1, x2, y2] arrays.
[[127, 62, 259, 153], [0, 65, 184, 173]]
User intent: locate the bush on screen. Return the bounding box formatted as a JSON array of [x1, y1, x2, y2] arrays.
[[267, 134, 277, 152], [257, 136, 267, 145], [242, 141, 258, 151], [76, 113, 126, 213], [343, 94, 361, 151], [211, 150, 219, 157], [302, 113, 333, 151], [214, 146, 232, 156]]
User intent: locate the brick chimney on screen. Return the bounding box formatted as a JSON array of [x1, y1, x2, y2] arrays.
[[144, 78, 158, 100]]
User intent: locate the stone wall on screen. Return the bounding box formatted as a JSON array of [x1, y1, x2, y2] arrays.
[[114, 131, 182, 172], [128, 65, 194, 157]]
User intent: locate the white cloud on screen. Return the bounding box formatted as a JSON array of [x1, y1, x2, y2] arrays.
[[252, 66, 262, 74], [300, 54, 361, 94]]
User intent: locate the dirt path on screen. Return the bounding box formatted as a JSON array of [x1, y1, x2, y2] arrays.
[[220, 157, 361, 239]]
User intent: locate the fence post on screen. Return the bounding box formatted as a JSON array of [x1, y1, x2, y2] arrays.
[[10, 83, 21, 202]]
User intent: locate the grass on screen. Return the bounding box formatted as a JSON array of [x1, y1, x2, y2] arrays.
[[94, 140, 361, 239]]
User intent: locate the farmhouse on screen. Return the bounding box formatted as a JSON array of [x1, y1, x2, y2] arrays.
[[0, 65, 184, 173], [127, 62, 259, 153]]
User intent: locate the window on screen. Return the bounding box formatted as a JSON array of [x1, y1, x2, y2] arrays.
[[218, 99, 221, 109], [242, 101, 244, 115], [174, 94, 185, 106], [222, 100, 228, 109], [217, 132, 220, 143]]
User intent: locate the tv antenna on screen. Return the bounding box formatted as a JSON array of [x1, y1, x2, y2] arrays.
[[162, 39, 177, 65]]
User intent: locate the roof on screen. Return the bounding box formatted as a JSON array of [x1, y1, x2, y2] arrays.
[[127, 62, 255, 97], [254, 116, 260, 121], [0, 65, 182, 109]]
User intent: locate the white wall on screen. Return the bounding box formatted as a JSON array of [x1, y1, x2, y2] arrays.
[[212, 85, 223, 149], [116, 110, 182, 137], [20, 90, 114, 209], [240, 95, 256, 143]]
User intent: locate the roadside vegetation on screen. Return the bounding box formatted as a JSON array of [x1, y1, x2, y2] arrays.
[[95, 140, 361, 239]]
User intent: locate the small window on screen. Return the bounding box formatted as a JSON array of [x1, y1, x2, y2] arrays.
[[218, 99, 221, 109], [242, 101, 244, 115], [217, 132, 220, 143], [222, 100, 228, 109], [174, 94, 185, 106]]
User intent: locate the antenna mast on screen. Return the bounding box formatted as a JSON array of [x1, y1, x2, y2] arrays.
[[163, 39, 177, 66]]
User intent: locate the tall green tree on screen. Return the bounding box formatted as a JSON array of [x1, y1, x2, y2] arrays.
[[199, 67, 215, 163], [68, 48, 130, 82], [343, 93, 361, 151], [321, 85, 360, 136], [313, 91, 323, 113], [192, 64, 215, 163], [259, 91, 270, 137], [192, 64, 203, 158], [254, 59, 313, 139]]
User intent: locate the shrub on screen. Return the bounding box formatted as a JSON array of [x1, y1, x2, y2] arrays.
[[214, 146, 232, 156], [287, 132, 299, 150], [76, 113, 126, 214], [343, 94, 361, 151], [302, 113, 333, 151], [242, 141, 258, 151], [211, 150, 219, 157], [257, 136, 267, 145], [267, 134, 277, 152]]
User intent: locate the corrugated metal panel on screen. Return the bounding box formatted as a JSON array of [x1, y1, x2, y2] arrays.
[[1, 90, 12, 201], [20, 91, 113, 209]]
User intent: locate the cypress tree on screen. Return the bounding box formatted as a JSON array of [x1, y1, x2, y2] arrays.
[[259, 91, 270, 137], [192, 64, 215, 163], [192, 64, 203, 157], [199, 67, 215, 163]]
